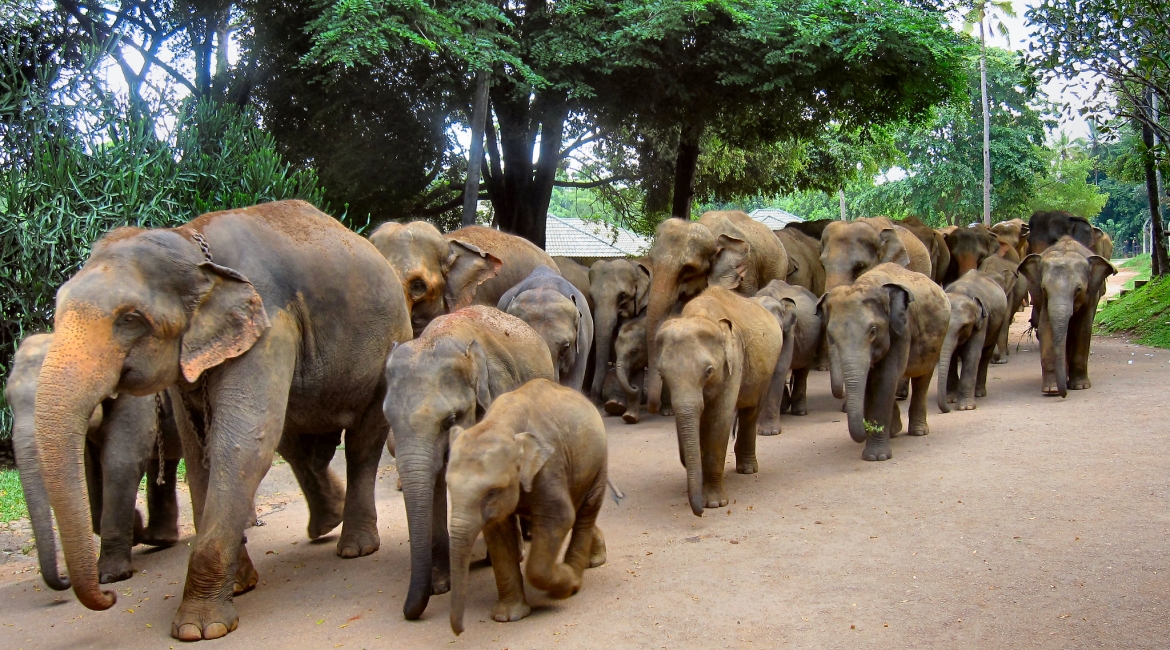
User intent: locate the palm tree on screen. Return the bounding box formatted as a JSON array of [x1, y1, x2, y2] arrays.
[[963, 0, 1016, 225]]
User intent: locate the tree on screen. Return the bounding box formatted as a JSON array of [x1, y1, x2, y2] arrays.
[[963, 0, 1016, 225], [1028, 133, 1109, 219]]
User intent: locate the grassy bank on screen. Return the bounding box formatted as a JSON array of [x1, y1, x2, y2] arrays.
[[1117, 254, 1152, 290], [1096, 274, 1170, 348]]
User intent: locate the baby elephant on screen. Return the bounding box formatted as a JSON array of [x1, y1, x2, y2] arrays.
[[938, 270, 1009, 412], [656, 286, 783, 515], [446, 379, 607, 635], [753, 280, 822, 434], [498, 265, 593, 391]]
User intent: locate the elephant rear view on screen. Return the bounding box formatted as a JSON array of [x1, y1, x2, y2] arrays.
[[1028, 210, 1095, 255], [383, 306, 555, 620]]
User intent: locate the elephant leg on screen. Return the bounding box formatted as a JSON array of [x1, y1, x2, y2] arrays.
[[945, 352, 960, 404], [85, 440, 104, 536], [790, 367, 810, 416], [431, 469, 452, 594], [1036, 303, 1060, 394], [735, 406, 761, 474], [337, 400, 390, 559], [957, 340, 982, 411], [895, 377, 910, 400], [171, 328, 296, 642], [1068, 308, 1094, 390], [907, 374, 932, 436], [525, 498, 580, 599], [563, 476, 606, 577], [485, 516, 529, 623], [169, 388, 209, 532], [277, 431, 345, 542], [97, 458, 144, 584], [233, 542, 259, 596], [756, 363, 787, 437], [142, 458, 180, 547], [622, 369, 644, 425], [589, 527, 607, 568], [992, 311, 1012, 364], [975, 345, 995, 398], [862, 361, 902, 462], [699, 395, 735, 509]]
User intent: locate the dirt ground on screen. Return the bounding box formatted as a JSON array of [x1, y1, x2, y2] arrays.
[[4, 300, 1170, 649]]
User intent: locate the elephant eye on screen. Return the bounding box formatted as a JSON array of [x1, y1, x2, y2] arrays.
[[116, 311, 148, 335], [409, 279, 428, 298], [869, 325, 877, 337], [704, 364, 715, 378], [443, 413, 458, 429]]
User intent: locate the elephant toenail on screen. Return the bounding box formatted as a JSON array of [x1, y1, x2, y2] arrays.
[[203, 623, 229, 639], [175, 623, 202, 641]]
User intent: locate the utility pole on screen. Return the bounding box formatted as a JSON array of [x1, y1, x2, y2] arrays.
[[979, 14, 992, 226], [838, 188, 847, 221], [462, 68, 490, 227]]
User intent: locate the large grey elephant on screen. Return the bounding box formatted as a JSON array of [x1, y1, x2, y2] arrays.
[[7, 333, 181, 590], [31, 200, 410, 641], [586, 258, 649, 401], [820, 217, 933, 292], [498, 265, 593, 391], [383, 306, 555, 621]]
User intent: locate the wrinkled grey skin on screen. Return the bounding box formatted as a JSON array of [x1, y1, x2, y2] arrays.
[[498, 266, 594, 391], [753, 280, 822, 434], [552, 256, 593, 309], [610, 313, 649, 424], [7, 333, 181, 590], [586, 259, 649, 401], [937, 270, 1008, 412]]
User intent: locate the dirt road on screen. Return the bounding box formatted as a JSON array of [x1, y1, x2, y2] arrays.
[[3, 311, 1170, 649]]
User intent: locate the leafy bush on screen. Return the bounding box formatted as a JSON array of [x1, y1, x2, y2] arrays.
[[1095, 275, 1170, 349]]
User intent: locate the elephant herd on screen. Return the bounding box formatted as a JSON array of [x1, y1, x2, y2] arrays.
[[5, 200, 1117, 641]]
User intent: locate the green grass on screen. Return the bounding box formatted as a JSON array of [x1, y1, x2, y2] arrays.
[[1117, 254, 1152, 290], [137, 459, 188, 492], [0, 468, 28, 523], [1096, 275, 1170, 348]]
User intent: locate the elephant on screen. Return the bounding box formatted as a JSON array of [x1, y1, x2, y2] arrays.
[[1017, 237, 1115, 396], [498, 266, 593, 391], [655, 286, 783, 515], [383, 305, 555, 621], [7, 333, 181, 590], [610, 312, 648, 423], [979, 255, 1026, 363], [553, 256, 593, 307], [819, 216, 933, 293], [369, 221, 556, 336], [446, 379, 607, 635], [1028, 210, 1095, 254], [1092, 227, 1114, 261], [943, 224, 1002, 283], [818, 263, 950, 461], [784, 219, 834, 241], [644, 211, 788, 414], [31, 200, 410, 641], [753, 280, 822, 433], [586, 258, 650, 401], [896, 216, 951, 285], [774, 227, 826, 295], [991, 218, 1030, 261], [750, 295, 797, 437], [937, 270, 1009, 412]]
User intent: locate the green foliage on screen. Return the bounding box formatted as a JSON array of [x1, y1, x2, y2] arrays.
[[1095, 276, 1170, 349], [1028, 136, 1109, 219], [0, 468, 25, 522]]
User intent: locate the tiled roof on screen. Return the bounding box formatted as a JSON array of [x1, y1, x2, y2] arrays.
[[749, 209, 805, 229], [545, 214, 650, 258]]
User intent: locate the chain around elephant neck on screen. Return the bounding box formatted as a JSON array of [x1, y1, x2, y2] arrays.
[[191, 232, 213, 262], [154, 393, 166, 485]]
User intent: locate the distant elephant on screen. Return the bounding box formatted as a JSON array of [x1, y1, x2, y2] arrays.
[[937, 270, 1009, 412], [991, 218, 1030, 260], [784, 219, 834, 241], [820, 217, 933, 292], [896, 216, 951, 285], [979, 255, 1026, 363], [31, 200, 410, 642], [383, 306, 555, 621], [610, 312, 648, 423], [943, 224, 1002, 283], [656, 286, 783, 515], [553, 256, 593, 307], [1091, 227, 1114, 261], [644, 212, 788, 414], [819, 263, 950, 461], [1028, 211, 1095, 255], [446, 379, 607, 635], [7, 334, 181, 590], [1018, 237, 1115, 396], [775, 227, 826, 295], [753, 280, 822, 433], [586, 258, 650, 401], [498, 266, 593, 391], [369, 221, 556, 336], [751, 295, 797, 437]]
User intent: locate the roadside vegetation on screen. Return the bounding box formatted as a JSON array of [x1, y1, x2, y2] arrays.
[[1095, 262, 1170, 348]]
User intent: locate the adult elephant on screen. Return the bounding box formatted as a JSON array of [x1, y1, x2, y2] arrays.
[[784, 219, 834, 241], [644, 211, 788, 413], [553, 256, 593, 306], [32, 200, 410, 641], [991, 218, 1030, 260], [896, 216, 951, 285], [1028, 210, 1095, 254], [943, 224, 1002, 284], [1092, 227, 1114, 260], [369, 221, 556, 336], [979, 255, 1027, 364], [383, 306, 554, 621], [498, 266, 593, 390], [8, 334, 181, 590], [774, 227, 825, 295], [586, 258, 649, 401], [1018, 237, 1115, 396], [820, 217, 933, 292]]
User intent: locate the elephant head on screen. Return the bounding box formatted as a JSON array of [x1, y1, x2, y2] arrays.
[[643, 219, 748, 412], [586, 259, 649, 400], [820, 221, 910, 293], [1017, 244, 1115, 397], [504, 288, 584, 384], [383, 337, 490, 620], [655, 314, 737, 515], [369, 221, 502, 336], [612, 313, 649, 398], [445, 423, 548, 634], [991, 219, 1030, 260], [936, 293, 986, 413], [32, 226, 269, 611], [944, 225, 1001, 280], [818, 281, 913, 443]]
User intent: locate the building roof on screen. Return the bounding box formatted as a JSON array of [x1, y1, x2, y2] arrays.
[[545, 214, 650, 258], [749, 208, 805, 229]]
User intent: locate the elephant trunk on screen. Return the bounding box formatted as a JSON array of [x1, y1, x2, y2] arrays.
[[590, 309, 618, 400], [672, 399, 705, 516], [842, 359, 870, 443], [399, 441, 438, 620], [447, 512, 483, 635], [12, 412, 70, 591], [937, 327, 960, 413], [615, 363, 639, 396], [33, 317, 122, 610], [1048, 302, 1073, 398], [828, 341, 845, 399], [644, 276, 679, 414]]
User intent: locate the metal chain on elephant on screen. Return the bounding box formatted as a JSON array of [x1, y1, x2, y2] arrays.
[[191, 232, 213, 262], [154, 393, 166, 485], [199, 377, 213, 469]]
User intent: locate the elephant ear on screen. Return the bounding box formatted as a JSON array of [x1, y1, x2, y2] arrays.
[[709, 235, 750, 290], [882, 283, 913, 338], [445, 240, 503, 311], [779, 297, 799, 333], [571, 293, 588, 355], [181, 261, 271, 383], [634, 262, 651, 312], [1017, 254, 1043, 300], [1088, 255, 1116, 295], [974, 296, 987, 323], [465, 340, 492, 416], [448, 425, 465, 452], [878, 229, 911, 268], [786, 253, 800, 280], [718, 317, 736, 377], [515, 432, 554, 493], [814, 292, 830, 321]]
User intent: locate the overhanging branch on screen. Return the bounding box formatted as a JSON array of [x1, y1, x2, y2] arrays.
[[553, 176, 629, 189]]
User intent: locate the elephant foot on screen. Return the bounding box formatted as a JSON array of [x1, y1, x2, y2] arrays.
[[908, 420, 930, 436], [991, 356, 1008, 365], [98, 556, 135, 584], [140, 523, 180, 548], [790, 404, 808, 416], [432, 565, 451, 595], [234, 546, 259, 596], [702, 485, 729, 509], [336, 525, 380, 558], [492, 599, 531, 623], [661, 407, 674, 417], [946, 392, 958, 404], [541, 564, 583, 599], [957, 399, 976, 411], [890, 408, 904, 436], [1042, 384, 1061, 396], [171, 598, 239, 641], [735, 457, 758, 475], [862, 440, 893, 462], [307, 502, 344, 540], [975, 387, 987, 398], [1069, 376, 1091, 390], [622, 411, 640, 425], [603, 400, 626, 416], [589, 528, 607, 568], [756, 413, 782, 436]]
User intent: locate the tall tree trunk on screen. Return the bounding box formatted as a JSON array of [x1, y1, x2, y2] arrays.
[[1154, 94, 1166, 276], [671, 122, 703, 219], [1142, 90, 1169, 276], [979, 17, 992, 226], [462, 70, 491, 227]]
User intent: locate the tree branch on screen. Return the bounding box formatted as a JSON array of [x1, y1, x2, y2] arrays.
[[414, 192, 489, 217], [553, 176, 629, 189]]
